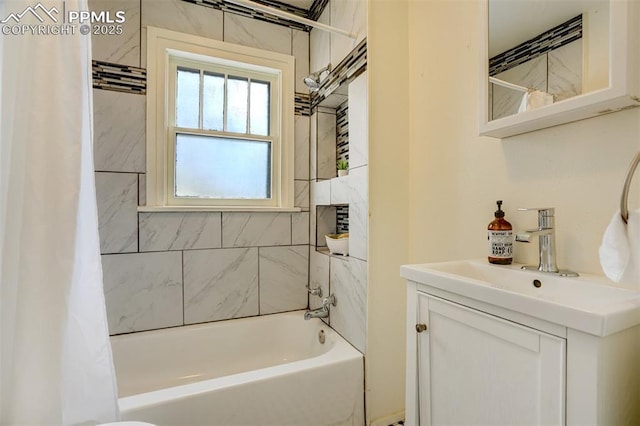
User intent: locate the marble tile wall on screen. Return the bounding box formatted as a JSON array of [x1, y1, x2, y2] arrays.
[[308, 71, 368, 354], [329, 0, 367, 70], [90, 0, 368, 356], [89, 0, 141, 67], [309, 0, 367, 90], [91, 0, 312, 335]]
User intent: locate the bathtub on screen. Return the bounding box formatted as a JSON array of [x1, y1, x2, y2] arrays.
[[110, 311, 364, 426]]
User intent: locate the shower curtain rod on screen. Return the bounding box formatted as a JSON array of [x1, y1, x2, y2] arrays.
[[224, 0, 357, 38], [489, 76, 529, 93]]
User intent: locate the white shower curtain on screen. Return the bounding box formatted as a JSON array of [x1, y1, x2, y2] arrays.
[[0, 0, 119, 424]]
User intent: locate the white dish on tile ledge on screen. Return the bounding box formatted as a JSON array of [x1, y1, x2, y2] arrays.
[[400, 259, 640, 337], [325, 234, 349, 256]]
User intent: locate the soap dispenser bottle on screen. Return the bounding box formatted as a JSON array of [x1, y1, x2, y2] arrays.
[[488, 200, 513, 265]]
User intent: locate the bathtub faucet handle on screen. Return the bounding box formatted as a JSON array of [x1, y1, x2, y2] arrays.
[[322, 294, 337, 309], [304, 294, 337, 320], [306, 284, 323, 297]]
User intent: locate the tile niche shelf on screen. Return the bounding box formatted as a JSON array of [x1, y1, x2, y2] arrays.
[[313, 176, 350, 261]]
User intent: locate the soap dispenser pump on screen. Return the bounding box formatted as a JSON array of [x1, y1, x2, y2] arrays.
[[488, 200, 513, 265]]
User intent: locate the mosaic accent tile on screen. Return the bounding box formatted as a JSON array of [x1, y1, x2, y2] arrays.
[[489, 14, 582, 76], [336, 205, 349, 234], [311, 38, 367, 110], [336, 100, 349, 163], [92, 60, 146, 94], [308, 0, 329, 22], [295, 93, 311, 116]]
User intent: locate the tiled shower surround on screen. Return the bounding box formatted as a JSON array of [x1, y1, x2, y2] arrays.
[[91, 0, 368, 355], [92, 0, 313, 335], [489, 14, 583, 120]]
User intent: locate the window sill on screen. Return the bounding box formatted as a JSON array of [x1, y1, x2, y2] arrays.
[[138, 206, 302, 213]]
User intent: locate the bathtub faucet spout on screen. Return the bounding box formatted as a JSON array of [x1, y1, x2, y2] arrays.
[[304, 294, 337, 320]]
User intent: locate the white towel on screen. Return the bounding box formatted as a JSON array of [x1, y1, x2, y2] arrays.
[[599, 209, 640, 287], [518, 90, 554, 113]]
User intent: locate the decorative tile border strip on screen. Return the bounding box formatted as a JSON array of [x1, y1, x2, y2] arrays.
[[311, 38, 367, 110], [184, 0, 310, 32], [489, 14, 582, 76], [295, 93, 311, 116], [94, 59, 310, 116], [92, 60, 146, 94], [308, 0, 329, 21], [336, 205, 349, 234], [336, 100, 349, 162]]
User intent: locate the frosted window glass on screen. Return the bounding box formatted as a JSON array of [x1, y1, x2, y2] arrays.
[[203, 72, 224, 131], [250, 81, 270, 136], [227, 77, 248, 133], [176, 68, 200, 128], [175, 134, 271, 199]]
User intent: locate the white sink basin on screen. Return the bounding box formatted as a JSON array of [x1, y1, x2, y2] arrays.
[[401, 259, 640, 336]]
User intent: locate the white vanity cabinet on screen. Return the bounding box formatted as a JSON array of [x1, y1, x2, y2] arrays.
[[414, 292, 565, 425], [403, 267, 640, 426]]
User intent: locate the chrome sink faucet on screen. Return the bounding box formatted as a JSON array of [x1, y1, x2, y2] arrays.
[[515, 208, 578, 277]]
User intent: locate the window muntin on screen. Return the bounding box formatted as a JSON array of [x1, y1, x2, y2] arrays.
[[145, 27, 295, 210], [168, 57, 277, 204]]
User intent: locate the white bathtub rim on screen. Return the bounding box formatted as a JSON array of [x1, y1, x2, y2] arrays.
[[119, 355, 359, 413], [118, 316, 362, 413]]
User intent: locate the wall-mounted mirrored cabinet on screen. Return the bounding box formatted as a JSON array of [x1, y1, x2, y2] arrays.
[[479, 0, 640, 138]]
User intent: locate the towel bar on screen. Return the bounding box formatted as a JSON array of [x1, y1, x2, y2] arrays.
[[620, 150, 640, 223]]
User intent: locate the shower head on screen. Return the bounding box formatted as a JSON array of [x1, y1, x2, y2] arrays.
[[303, 64, 332, 91]]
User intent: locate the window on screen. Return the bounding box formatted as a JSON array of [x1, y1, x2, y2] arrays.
[[146, 27, 295, 210]]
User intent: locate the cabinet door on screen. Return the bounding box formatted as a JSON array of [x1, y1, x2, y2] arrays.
[[417, 293, 565, 426]]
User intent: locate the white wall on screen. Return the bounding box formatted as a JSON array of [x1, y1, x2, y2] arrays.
[[366, 0, 410, 423], [407, 0, 640, 272], [366, 0, 640, 422]]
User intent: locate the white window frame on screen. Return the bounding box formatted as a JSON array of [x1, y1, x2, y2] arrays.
[[145, 27, 295, 211]]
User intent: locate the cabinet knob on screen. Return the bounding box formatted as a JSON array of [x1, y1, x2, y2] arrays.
[[416, 323, 428, 333]]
